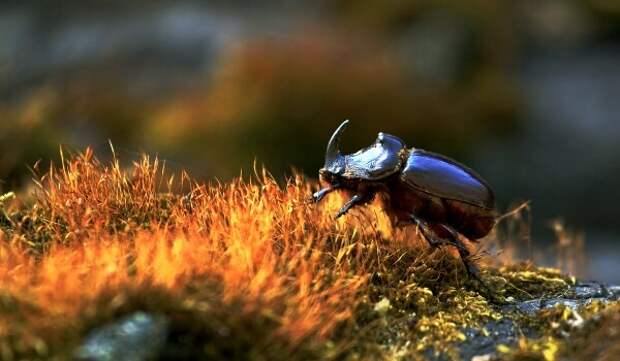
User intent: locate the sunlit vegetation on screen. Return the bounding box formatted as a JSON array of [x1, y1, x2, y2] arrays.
[[0, 150, 616, 360]]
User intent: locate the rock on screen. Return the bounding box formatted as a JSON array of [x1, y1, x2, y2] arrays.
[[541, 297, 613, 311], [74, 312, 169, 361], [459, 319, 521, 360], [542, 298, 584, 310], [512, 299, 542, 315], [605, 285, 620, 299], [569, 282, 605, 299], [457, 281, 619, 360]]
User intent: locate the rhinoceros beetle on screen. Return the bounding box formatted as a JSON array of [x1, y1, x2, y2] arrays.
[[312, 120, 496, 282]]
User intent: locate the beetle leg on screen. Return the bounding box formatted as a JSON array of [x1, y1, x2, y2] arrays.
[[409, 215, 460, 249], [336, 190, 376, 219], [426, 221, 479, 277], [335, 194, 364, 219], [437, 223, 499, 299], [312, 184, 340, 203], [444, 229, 481, 279], [409, 215, 490, 285]]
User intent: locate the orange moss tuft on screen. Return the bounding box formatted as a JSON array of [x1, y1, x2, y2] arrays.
[[0, 149, 395, 358]]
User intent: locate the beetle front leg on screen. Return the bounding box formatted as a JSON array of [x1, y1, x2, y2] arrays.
[[312, 184, 340, 203]]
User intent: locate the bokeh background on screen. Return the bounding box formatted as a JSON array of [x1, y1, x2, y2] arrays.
[[1, 1, 619, 281]]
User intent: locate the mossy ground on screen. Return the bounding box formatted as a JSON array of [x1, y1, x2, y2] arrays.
[[0, 150, 616, 360]]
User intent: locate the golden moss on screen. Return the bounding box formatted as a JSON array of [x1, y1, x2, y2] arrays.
[[0, 150, 372, 359], [495, 297, 620, 361], [0, 150, 611, 360], [497, 336, 561, 361], [484, 264, 571, 301]]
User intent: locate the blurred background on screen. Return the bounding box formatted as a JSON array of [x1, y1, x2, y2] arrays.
[[1, 1, 619, 281]]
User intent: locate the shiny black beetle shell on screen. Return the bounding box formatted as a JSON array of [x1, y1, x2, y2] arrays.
[[400, 149, 495, 210], [341, 132, 406, 180]]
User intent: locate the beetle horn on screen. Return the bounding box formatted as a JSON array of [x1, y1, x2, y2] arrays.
[[325, 119, 349, 167]]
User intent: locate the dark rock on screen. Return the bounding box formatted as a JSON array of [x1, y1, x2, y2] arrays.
[[74, 312, 169, 361], [605, 285, 620, 299], [569, 282, 605, 299], [512, 299, 542, 315], [459, 319, 519, 360], [457, 281, 619, 360]]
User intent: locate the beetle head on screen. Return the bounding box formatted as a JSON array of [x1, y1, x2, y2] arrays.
[[320, 120, 407, 183]]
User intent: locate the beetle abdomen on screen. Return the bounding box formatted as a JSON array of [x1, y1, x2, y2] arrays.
[[442, 199, 496, 239], [386, 181, 495, 240], [400, 150, 495, 210]]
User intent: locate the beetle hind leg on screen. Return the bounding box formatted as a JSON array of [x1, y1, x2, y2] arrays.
[[409, 215, 487, 285], [434, 222, 482, 280], [406, 213, 506, 302]]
